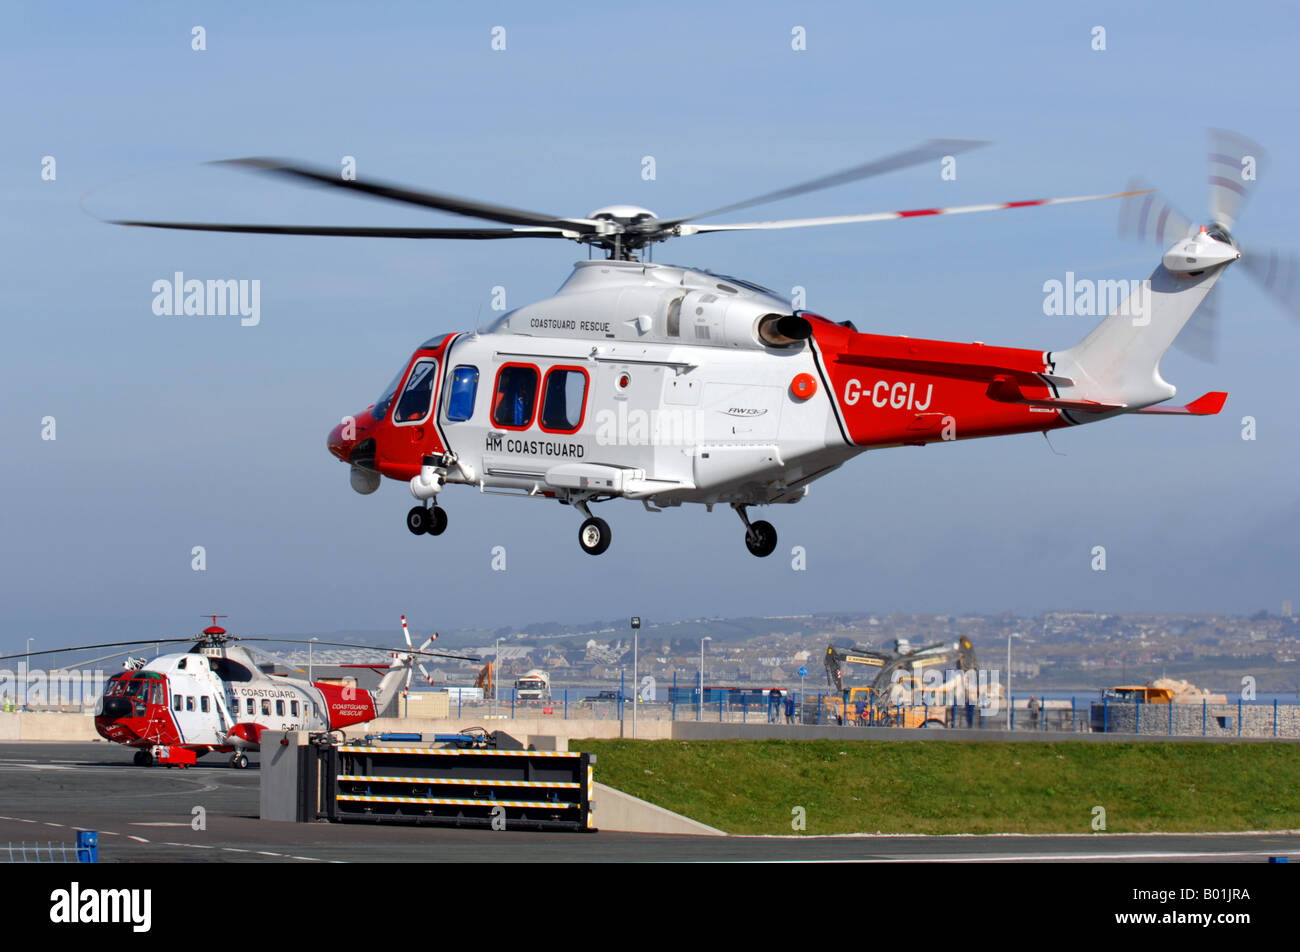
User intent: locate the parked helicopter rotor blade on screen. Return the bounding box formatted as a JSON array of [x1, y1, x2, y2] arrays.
[[106, 220, 579, 240], [657, 138, 989, 230], [217, 157, 600, 233], [678, 188, 1149, 235], [0, 638, 199, 664], [234, 637, 481, 663], [1207, 128, 1266, 234]]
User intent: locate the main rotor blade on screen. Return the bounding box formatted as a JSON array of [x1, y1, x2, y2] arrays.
[[659, 138, 989, 229], [1207, 129, 1266, 233], [219, 157, 598, 233], [107, 220, 577, 240], [678, 189, 1148, 235]]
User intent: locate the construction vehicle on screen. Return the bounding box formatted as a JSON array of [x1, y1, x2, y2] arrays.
[[821, 637, 979, 727], [474, 660, 494, 696], [514, 668, 551, 702]]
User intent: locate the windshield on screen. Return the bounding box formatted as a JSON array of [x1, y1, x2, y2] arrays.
[[371, 366, 406, 422]]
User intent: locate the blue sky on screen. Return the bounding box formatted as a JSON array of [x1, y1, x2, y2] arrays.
[[3, 2, 1299, 648]]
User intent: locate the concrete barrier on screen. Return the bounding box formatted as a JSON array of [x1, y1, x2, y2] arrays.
[[592, 782, 724, 836], [0, 712, 99, 742]]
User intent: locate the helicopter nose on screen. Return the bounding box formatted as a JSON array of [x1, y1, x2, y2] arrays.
[[327, 420, 353, 462]]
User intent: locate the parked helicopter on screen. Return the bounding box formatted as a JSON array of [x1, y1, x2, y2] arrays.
[[0, 616, 468, 768], [106, 134, 1298, 556]]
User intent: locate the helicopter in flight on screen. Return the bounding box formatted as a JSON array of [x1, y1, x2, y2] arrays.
[[107, 133, 1297, 556], [0, 616, 469, 768]]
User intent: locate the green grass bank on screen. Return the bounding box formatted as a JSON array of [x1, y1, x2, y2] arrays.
[[574, 739, 1300, 835]]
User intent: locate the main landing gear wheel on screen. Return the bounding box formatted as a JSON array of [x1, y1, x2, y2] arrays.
[[408, 505, 448, 536], [578, 516, 612, 555], [427, 506, 448, 536], [407, 506, 430, 535], [230, 753, 250, 769], [133, 750, 153, 767], [744, 520, 778, 558]]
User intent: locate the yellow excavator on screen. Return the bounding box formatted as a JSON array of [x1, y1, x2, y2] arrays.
[[821, 637, 979, 728]]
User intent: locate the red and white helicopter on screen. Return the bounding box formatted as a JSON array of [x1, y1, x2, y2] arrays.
[[108, 133, 1298, 557], [2, 616, 467, 768]]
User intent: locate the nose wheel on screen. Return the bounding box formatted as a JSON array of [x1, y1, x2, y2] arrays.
[[734, 504, 778, 558], [132, 749, 153, 767], [230, 753, 250, 769], [406, 504, 448, 536]]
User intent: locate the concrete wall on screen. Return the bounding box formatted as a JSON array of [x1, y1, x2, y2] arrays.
[[0, 712, 98, 741], [342, 716, 673, 743], [1098, 702, 1300, 738]]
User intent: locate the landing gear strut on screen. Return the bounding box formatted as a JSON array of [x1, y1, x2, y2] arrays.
[[230, 753, 250, 769], [574, 498, 612, 555], [406, 504, 448, 536], [734, 504, 777, 558]]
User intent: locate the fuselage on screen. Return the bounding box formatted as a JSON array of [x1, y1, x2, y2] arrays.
[[327, 259, 1068, 509], [93, 646, 379, 753]]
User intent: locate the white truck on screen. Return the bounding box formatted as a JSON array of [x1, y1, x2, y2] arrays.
[[514, 669, 551, 702]]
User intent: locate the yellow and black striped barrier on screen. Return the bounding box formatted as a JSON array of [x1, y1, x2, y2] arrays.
[[318, 732, 597, 832]]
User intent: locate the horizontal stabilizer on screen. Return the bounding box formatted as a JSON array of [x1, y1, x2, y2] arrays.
[[985, 374, 1125, 412], [1132, 391, 1228, 416]]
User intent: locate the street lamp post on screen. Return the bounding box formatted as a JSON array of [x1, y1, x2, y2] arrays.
[[1006, 632, 1020, 730], [631, 617, 641, 739], [494, 638, 502, 718], [24, 638, 33, 713], [698, 636, 711, 721], [308, 637, 318, 683]]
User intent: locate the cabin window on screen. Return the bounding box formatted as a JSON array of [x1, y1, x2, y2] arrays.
[[246, 698, 254, 715], [185, 696, 195, 712], [492, 364, 539, 429], [539, 367, 589, 433], [200, 696, 210, 713], [291, 700, 299, 717], [173, 694, 183, 711], [151, 683, 165, 706], [394, 358, 439, 423], [445, 366, 480, 422], [276, 700, 285, 716], [261, 699, 271, 716]]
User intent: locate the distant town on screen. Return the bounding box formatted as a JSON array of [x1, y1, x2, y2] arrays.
[[277, 606, 1300, 696]]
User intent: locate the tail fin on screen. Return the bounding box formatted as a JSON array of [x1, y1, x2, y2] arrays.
[[1055, 230, 1238, 410], [372, 653, 412, 714]]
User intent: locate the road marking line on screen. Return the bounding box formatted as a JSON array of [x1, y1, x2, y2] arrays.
[[127, 835, 149, 843]]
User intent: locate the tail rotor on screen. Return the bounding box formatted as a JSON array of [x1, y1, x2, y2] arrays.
[[1119, 129, 1296, 361]]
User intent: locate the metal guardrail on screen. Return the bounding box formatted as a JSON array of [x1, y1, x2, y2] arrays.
[[2, 831, 97, 863]]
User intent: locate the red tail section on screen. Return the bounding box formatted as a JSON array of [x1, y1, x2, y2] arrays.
[[314, 680, 378, 729], [810, 318, 1068, 445]]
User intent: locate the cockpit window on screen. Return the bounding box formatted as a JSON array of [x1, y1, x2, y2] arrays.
[[371, 367, 405, 422], [445, 366, 480, 423], [395, 359, 439, 423]]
